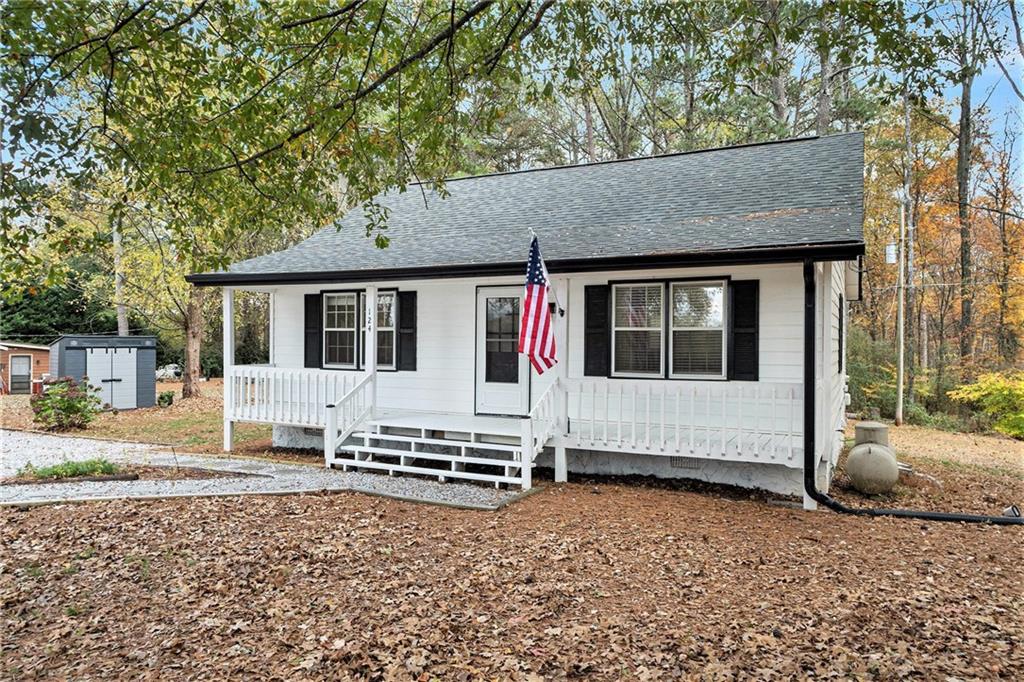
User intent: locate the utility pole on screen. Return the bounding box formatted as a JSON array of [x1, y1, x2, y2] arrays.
[[895, 204, 906, 426]]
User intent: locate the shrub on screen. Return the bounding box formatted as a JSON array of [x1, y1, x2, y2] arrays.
[[902, 402, 931, 426], [157, 390, 175, 408], [30, 377, 102, 430], [18, 459, 118, 479], [948, 372, 1024, 439]]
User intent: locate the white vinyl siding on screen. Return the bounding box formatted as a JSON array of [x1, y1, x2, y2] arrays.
[[669, 281, 726, 379], [272, 262, 817, 417], [611, 284, 664, 377]]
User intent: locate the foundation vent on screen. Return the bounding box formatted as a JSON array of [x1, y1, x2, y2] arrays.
[[670, 456, 701, 470], [304, 427, 323, 437]]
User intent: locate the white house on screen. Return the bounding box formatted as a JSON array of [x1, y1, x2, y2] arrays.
[[188, 133, 864, 508]]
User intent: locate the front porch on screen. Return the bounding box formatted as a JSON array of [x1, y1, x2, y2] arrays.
[[222, 361, 805, 490]]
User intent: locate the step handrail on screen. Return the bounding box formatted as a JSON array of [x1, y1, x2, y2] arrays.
[[520, 378, 567, 490], [323, 373, 375, 465]]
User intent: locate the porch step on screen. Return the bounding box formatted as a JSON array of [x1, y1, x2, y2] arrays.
[[349, 431, 522, 453], [339, 444, 520, 468], [329, 454, 522, 485]]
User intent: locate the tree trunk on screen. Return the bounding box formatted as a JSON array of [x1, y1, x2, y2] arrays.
[[111, 210, 129, 336], [181, 286, 205, 399], [766, 0, 789, 131], [996, 196, 1017, 364], [815, 37, 831, 136], [584, 96, 596, 163], [956, 54, 974, 364], [682, 42, 697, 150]]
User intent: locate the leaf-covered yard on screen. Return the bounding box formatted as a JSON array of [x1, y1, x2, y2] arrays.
[[3, 482, 1021, 679], [0, 380, 272, 453]]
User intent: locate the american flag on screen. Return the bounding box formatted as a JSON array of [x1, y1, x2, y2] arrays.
[[518, 236, 557, 373]]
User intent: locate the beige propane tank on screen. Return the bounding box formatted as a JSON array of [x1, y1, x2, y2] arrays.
[[846, 442, 899, 495]]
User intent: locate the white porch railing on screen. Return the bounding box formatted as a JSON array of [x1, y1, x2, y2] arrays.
[[226, 366, 365, 428], [557, 378, 803, 466], [521, 378, 568, 488], [323, 373, 376, 463]]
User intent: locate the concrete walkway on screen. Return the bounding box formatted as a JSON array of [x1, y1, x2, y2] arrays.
[[0, 430, 523, 510]]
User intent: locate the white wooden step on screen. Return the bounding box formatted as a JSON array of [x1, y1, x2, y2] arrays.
[[350, 432, 522, 453], [328, 456, 522, 485], [339, 445, 520, 468]]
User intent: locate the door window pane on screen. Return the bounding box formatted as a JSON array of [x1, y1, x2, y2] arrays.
[[485, 297, 519, 383]]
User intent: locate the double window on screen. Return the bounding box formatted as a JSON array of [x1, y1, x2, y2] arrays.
[[611, 281, 726, 379], [323, 291, 396, 370]]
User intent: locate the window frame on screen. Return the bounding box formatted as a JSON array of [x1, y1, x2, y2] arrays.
[[610, 282, 665, 378], [321, 289, 400, 371], [322, 291, 359, 369], [359, 290, 397, 371], [668, 280, 728, 380]]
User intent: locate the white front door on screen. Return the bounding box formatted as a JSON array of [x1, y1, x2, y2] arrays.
[[475, 286, 529, 416]]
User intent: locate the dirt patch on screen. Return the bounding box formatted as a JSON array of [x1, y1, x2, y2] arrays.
[[1, 465, 245, 486]]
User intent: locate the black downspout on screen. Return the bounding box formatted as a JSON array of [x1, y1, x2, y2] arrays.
[[802, 259, 1022, 526]]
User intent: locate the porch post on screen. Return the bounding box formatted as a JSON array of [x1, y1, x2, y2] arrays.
[[554, 277, 569, 482], [365, 285, 378, 415], [520, 418, 533, 490], [222, 287, 235, 452], [268, 290, 276, 365]]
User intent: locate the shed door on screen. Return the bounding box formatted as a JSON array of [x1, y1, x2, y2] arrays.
[[110, 348, 137, 409], [86, 349, 113, 407], [9, 355, 31, 394], [85, 348, 138, 409]]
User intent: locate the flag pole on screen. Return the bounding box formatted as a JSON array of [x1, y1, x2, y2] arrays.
[[527, 228, 564, 317]]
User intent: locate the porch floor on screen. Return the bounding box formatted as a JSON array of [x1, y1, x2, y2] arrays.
[[367, 410, 524, 438]]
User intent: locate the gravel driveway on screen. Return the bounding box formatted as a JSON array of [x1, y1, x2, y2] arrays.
[[0, 430, 521, 509]]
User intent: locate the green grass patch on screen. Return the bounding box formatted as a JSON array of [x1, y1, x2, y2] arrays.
[[18, 459, 119, 480]]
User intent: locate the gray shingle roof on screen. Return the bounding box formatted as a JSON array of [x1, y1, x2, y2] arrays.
[[193, 133, 863, 283]]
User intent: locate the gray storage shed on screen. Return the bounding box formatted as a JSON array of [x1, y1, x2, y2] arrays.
[[49, 335, 157, 409]]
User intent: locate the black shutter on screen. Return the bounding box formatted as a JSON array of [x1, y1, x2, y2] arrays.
[[397, 291, 417, 371], [728, 280, 759, 381], [837, 294, 844, 373], [303, 293, 322, 368], [584, 285, 611, 376]]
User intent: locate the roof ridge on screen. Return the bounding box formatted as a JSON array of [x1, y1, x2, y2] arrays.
[[417, 131, 863, 185]]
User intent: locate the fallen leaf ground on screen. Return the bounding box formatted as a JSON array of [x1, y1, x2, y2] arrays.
[[0, 380, 271, 453], [833, 423, 1024, 516], [2, 483, 1021, 679]]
